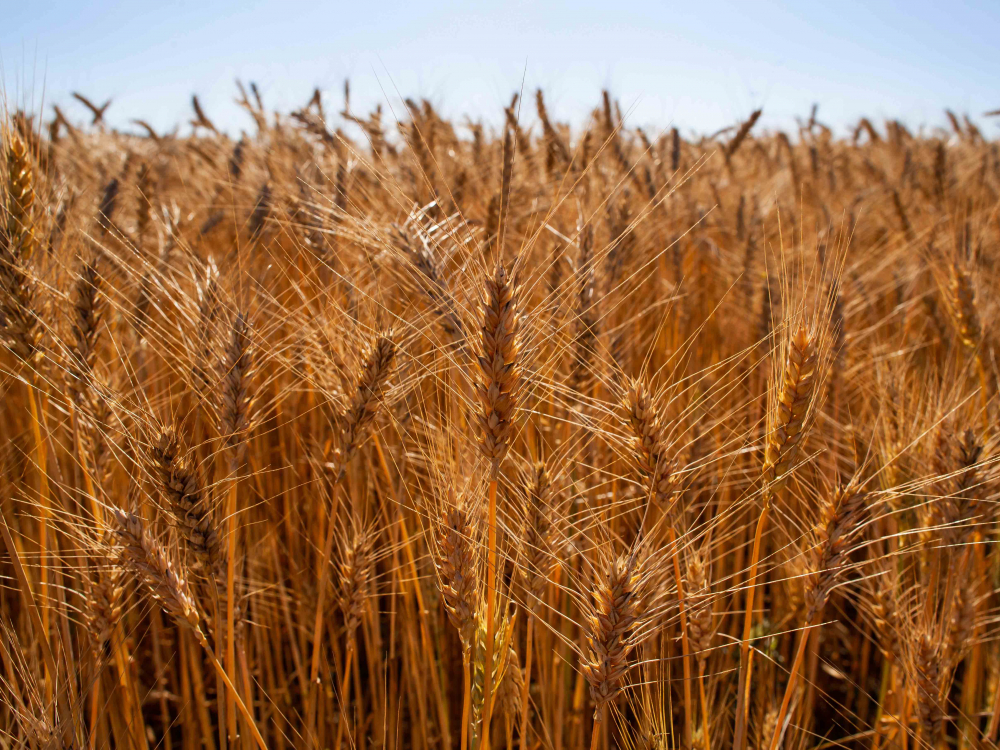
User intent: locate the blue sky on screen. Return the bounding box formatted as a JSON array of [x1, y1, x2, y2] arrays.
[[2, 0, 998, 138]]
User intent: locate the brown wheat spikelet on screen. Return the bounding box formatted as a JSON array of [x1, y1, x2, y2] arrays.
[[497, 643, 524, 723], [622, 378, 676, 511], [569, 223, 598, 394], [83, 557, 124, 654], [756, 707, 778, 750], [474, 262, 525, 477], [911, 631, 944, 744], [726, 109, 762, 159], [536, 89, 570, 176], [4, 134, 36, 259], [762, 325, 817, 496], [228, 138, 246, 182], [67, 255, 105, 402], [337, 526, 374, 641], [435, 496, 478, 649], [248, 181, 270, 242], [218, 311, 256, 459], [581, 552, 646, 715], [331, 328, 396, 481], [804, 480, 867, 622], [945, 263, 981, 350], [0, 258, 42, 364], [192, 258, 222, 398], [517, 461, 557, 613], [110, 507, 203, 635], [0, 134, 43, 364], [930, 425, 986, 546], [685, 552, 714, 665], [150, 427, 224, 579], [97, 177, 119, 236]]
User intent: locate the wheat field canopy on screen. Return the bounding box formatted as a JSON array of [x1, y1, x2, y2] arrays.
[[0, 87, 999, 750]]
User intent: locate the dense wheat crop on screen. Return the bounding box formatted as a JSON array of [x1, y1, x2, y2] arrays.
[[1, 85, 999, 750]]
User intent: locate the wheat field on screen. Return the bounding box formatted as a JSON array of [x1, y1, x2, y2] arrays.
[[0, 86, 998, 750]]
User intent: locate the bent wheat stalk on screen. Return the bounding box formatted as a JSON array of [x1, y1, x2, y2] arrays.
[[110, 508, 268, 750], [306, 330, 395, 741]]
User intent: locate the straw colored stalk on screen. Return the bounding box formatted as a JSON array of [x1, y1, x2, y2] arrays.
[[306, 329, 395, 739], [517, 462, 556, 750], [768, 481, 866, 750]]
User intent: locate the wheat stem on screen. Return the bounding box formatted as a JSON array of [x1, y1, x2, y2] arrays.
[[372, 433, 451, 748], [306, 480, 343, 740], [26, 380, 52, 648], [483, 477, 499, 748], [461, 649, 472, 750], [520, 615, 533, 750], [699, 664, 711, 750], [769, 617, 816, 750], [670, 528, 694, 750], [0, 510, 59, 698], [225, 475, 239, 742], [334, 645, 354, 750], [200, 637, 269, 750], [734, 501, 771, 750], [590, 711, 602, 750]]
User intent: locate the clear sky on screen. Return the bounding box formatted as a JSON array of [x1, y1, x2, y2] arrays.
[[2, 0, 998, 139]]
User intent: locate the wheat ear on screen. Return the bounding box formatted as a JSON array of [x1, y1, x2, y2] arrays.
[[437, 499, 479, 649], [434, 494, 479, 750], [944, 263, 989, 426], [2, 133, 53, 655], [726, 109, 762, 159], [151, 427, 224, 582], [216, 311, 256, 741], [735, 324, 818, 750], [334, 526, 374, 750], [581, 552, 646, 749], [474, 261, 525, 749], [912, 632, 944, 745], [569, 223, 598, 395], [1, 134, 43, 364], [623, 378, 676, 521]]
